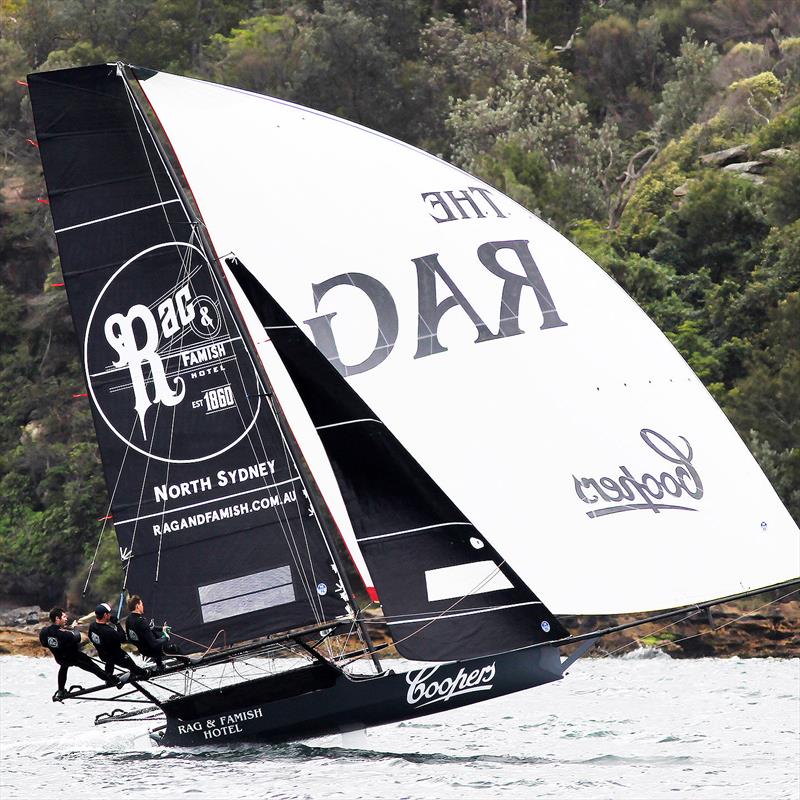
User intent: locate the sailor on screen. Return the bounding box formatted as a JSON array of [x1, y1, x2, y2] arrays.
[[88, 602, 149, 686], [39, 607, 110, 701], [125, 594, 186, 672]]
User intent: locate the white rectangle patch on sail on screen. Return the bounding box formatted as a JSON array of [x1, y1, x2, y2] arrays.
[[425, 561, 513, 602], [198, 566, 295, 622]]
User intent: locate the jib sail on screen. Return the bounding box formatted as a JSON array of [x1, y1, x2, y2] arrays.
[[229, 257, 568, 661]]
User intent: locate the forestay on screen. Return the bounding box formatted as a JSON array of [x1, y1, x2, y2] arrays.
[[29, 65, 347, 650], [136, 69, 800, 614]]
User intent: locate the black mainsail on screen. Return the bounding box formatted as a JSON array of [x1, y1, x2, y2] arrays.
[[29, 65, 348, 650]]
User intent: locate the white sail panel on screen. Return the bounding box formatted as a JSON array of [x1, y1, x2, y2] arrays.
[[139, 71, 799, 614]]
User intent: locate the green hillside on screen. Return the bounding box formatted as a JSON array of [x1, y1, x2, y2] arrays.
[[1, 0, 798, 610]]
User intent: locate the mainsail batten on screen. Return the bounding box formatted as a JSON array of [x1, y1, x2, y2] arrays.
[[29, 65, 348, 651], [134, 69, 800, 615]]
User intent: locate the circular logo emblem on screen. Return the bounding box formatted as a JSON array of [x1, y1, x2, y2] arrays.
[[540, 620, 551, 633], [189, 295, 222, 339], [84, 242, 260, 464], [316, 583, 328, 596]]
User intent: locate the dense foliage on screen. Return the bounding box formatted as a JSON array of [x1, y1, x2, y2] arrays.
[[1, 0, 798, 609]]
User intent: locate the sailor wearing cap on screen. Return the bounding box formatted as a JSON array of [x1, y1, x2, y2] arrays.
[[39, 606, 112, 701], [88, 602, 149, 686]]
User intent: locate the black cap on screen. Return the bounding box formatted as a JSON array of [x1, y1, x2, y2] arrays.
[[95, 602, 112, 617]]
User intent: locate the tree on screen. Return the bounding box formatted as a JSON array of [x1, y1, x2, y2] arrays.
[[725, 293, 800, 521], [123, 0, 251, 72], [206, 14, 304, 95], [655, 31, 719, 141], [447, 66, 624, 227], [652, 170, 769, 283], [289, 1, 426, 140]]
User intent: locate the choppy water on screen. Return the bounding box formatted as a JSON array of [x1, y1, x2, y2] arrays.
[[1, 651, 798, 799]]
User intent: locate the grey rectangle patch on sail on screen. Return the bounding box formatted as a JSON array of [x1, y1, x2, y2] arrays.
[[198, 566, 294, 622]]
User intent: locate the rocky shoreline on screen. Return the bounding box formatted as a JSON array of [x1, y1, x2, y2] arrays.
[[560, 597, 800, 659], [2, 597, 797, 659]]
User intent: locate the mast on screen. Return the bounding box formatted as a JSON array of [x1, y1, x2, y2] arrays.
[[117, 64, 382, 671]]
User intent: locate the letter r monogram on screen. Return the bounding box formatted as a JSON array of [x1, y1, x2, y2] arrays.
[[104, 304, 185, 439]]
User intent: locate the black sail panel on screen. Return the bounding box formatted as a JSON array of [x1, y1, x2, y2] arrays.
[[29, 65, 346, 651], [228, 258, 569, 661]]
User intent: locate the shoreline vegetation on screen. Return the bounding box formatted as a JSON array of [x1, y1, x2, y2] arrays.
[[3, 594, 797, 659], [1, 1, 798, 614]]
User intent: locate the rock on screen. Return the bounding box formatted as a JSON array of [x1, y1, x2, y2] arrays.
[[722, 160, 767, 174], [699, 144, 749, 166], [759, 147, 792, 162], [0, 606, 42, 627], [21, 420, 44, 443], [0, 628, 49, 656], [673, 182, 691, 197], [559, 598, 800, 658]]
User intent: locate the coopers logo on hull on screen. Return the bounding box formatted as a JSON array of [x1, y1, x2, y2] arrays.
[[573, 429, 704, 518], [405, 662, 496, 708], [84, 242, 261, 464]]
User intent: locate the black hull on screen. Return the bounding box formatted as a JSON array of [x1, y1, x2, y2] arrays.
[[155, 647, 563, 746]]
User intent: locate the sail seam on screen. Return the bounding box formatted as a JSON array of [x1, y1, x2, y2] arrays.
[[387, 601, 542, 625], [358, 521, 472, 542], [316, 418, 382, 430], [54, 198, 182, 232], [114, 476, 302, 526]]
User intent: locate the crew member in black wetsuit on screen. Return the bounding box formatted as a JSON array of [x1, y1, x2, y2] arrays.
[[88, 602, 149, 686], [125, 595, 186, 672], [39, 607, 110, 701]]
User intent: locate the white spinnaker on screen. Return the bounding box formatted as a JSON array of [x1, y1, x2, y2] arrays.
[[139, 71, 799, 615]]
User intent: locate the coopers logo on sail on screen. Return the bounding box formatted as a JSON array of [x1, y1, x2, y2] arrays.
[[84, 242, 260, 463], [573, 429, 704, 518], [405, 662, 496, 708]]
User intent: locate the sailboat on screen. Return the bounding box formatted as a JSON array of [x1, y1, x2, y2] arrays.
[[27, 63, 799, 747]]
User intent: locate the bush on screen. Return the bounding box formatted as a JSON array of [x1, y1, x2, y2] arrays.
[[752, 96, 800, 150], [653, 170, 770, 282]]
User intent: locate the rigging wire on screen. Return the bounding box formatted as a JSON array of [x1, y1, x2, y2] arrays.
[[82, 414, 139, 593], [118, 80, 193, 592], [199, 251, 328, 624], [153, 242, 196, 582]]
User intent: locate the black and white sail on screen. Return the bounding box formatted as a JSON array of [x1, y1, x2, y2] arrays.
[[132, 68, 800, 615], [29, 65, 347, 650], [25, 62, 800, 749]]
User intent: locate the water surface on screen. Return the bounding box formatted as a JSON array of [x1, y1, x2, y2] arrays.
[[1, 651, 798, 799]]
